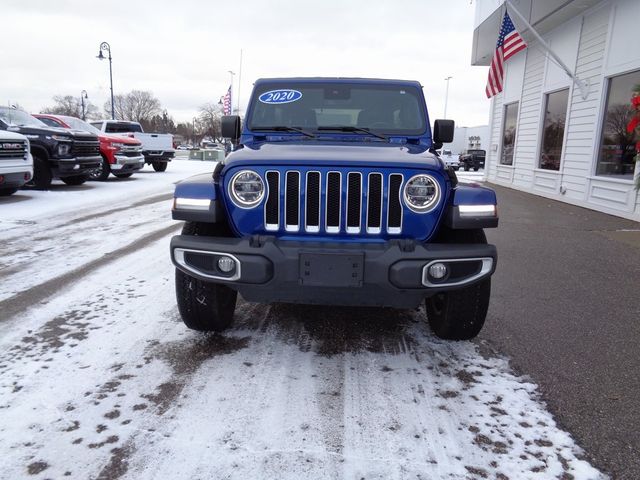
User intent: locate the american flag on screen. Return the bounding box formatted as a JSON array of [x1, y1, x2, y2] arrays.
[[486, 11, 527, 98], [222, 85, 232, 115]]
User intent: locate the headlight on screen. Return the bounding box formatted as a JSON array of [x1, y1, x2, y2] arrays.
[[51, 135, 72, 141], [403, 174, 440, 213], [229, 170, 264, 208], [57, 143, 71, 156]]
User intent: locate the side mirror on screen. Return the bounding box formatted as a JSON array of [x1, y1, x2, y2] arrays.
[[433, 119, 454, 144], [221, 115, 241, 142]]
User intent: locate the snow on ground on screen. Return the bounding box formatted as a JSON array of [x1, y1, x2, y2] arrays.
[[0, 160, 604, 480]]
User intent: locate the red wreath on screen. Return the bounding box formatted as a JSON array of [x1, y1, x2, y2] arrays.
[[627, 92, 640, 152]]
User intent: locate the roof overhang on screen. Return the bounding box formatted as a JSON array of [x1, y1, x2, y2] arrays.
[[471, 0, 602, 66]]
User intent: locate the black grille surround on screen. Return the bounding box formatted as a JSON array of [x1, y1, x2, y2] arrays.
[[260, 168, 415, 236], [72, 140, 100, 157]]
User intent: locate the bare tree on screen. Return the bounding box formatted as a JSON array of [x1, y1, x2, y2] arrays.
[[105, 90, 161, 123], [604, 104, 634, 145], [198, 102, 223, 140], [42, 95, 98, 119]]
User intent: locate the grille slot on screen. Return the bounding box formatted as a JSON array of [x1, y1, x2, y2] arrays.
[[265, 171, 279, 230], [305, 171, 321, 232], [285, 171, 300, 231], [325, 172, 341, 233], [0, 142, 27, 159], [387, 174, 403, 233], [72, 140, 100, 157], [367, 173, 383, 233], [346, 172, 362, 233], [259, 169, 407, 236]]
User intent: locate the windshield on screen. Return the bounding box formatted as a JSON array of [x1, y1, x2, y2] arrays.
[[60, 116, 102, 135], [248, 82, 427, 136], [0, 107, 48, 128]]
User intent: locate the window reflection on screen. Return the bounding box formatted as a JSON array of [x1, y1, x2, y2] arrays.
[[501, 102, 518, 165], [539, 89, 569, 171], [597, 70, 640, 178]]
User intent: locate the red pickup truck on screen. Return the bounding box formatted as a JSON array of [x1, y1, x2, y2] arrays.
[[34, 114, 145, 181]]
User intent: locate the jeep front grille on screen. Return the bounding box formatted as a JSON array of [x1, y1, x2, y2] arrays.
[[263, 170, 403, 235]]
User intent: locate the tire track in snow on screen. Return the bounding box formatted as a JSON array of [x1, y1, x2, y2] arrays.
[[0, 223, 180, 322]]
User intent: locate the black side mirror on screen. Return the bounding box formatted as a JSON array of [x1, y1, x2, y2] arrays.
[[221, 115, 241, 142], [433, 119, 454, 144]]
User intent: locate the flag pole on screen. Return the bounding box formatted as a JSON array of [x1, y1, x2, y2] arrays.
[[505, 0, 589, 100]]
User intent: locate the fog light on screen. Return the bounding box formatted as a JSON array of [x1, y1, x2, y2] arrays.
[[428, 262, 448, 279], [24, 172, 31, 181], [217, 256, 235, 273]]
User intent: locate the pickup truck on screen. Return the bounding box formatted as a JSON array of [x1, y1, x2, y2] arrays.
[[0, 130, 33, 196], [0, 106, 101, 189], [35, 114, 144, 181], [170, 77, 499, 340], [90, 120, 174, 172], [458, 149, 486, 171]]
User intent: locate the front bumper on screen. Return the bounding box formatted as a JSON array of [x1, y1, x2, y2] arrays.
[[170, 235, 497, 309], [0, 170, 31, 189], [111, 154, 145, 171], [143, 150, 175, 162], [53, 156, 102, 177]]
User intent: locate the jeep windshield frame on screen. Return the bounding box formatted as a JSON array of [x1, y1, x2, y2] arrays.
[[246, 80, 429, 138]]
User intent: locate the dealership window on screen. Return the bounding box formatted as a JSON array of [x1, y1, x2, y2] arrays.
[[501, 102, 519, 165], [539, 89, 569, 171], [597, 69, 640, 178]]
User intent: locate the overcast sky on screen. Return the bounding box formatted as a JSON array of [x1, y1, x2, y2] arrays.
[[2, 0, 491, 127]]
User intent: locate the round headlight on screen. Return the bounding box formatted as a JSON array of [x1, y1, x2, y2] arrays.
[[403, 174, 440, 212], [229, 170, 264, 208]]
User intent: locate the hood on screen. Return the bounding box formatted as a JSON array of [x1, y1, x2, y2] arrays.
[[226, 141, 441, 170], [100, 133, 141, 145], [0, 130, 28, 141], [7, 125, 97, 141]]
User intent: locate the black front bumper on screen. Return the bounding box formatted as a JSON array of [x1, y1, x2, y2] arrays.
[[170, 235, 497, 309], [53, 156, 102, 177], [143, 151, 174, 163]]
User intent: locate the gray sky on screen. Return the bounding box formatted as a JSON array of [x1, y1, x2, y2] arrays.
[[2, 0, 491, 127]]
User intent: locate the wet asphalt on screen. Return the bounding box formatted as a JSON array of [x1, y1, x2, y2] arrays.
[[481, 184, 640, 480]]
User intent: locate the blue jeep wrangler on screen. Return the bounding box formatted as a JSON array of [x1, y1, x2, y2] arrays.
[[170, 78, 498, 340]]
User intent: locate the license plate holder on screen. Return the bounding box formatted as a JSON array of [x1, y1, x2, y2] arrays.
[[299, 253, 364, 287]]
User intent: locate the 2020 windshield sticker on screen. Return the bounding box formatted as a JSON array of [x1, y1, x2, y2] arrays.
[[258, 89, 303, 104]]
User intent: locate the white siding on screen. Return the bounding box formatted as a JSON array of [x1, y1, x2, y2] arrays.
[[487, 93, 504, 181], [512, 44, 545, 188], [561, 5, 609, 200]]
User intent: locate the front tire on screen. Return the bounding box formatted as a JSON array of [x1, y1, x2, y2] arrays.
[[175, 222, 237, 331], [89, 157, 111, 181], [0, 188, 18, 196], [61, 175, 87, 186], [26, 154, 52, 190], [425, 228, 491, 340], [152, 161, 168, 172]]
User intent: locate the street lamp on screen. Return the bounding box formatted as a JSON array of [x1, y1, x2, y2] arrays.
[[193, 117, 197, 146], [80, 90, 88, 121], [97, 42, 115, 120], [443, 76, 452, 119]]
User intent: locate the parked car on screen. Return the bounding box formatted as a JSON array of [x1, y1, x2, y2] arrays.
[[0, 130, 33, 196], [170, 77, 499, 341], [459, 149, 486, 171], [439, 149, 460, 170], [35, 114, 144, 181], [90, 120, 175, 172], [0, 107, 100, 189]]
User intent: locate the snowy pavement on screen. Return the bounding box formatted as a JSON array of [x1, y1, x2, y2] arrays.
[[0, 160, 604, 479]]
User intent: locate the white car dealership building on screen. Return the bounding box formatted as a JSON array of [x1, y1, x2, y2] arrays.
[[473, 0, 640, 220]]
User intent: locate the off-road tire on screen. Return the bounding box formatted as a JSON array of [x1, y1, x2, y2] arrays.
[[113, 172, 133, 179], [175, 221, 237, 331], [61, 175, 87, 186], [0, 188, 18, 196], [464, 164, 470, 172], [26, 154, 52, 190], [152, 161, 168, 172], [425, 228, 491, 340], [474, 166, 480, 171], [90, 157, 110, 181]]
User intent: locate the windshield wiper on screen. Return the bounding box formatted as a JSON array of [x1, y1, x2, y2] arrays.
[[253, 126, 316, 138], [316, 126, 387, 140]]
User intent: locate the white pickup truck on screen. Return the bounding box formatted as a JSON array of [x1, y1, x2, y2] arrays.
[[0, 130, 34, 196], [91, 120, 175, 172]]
